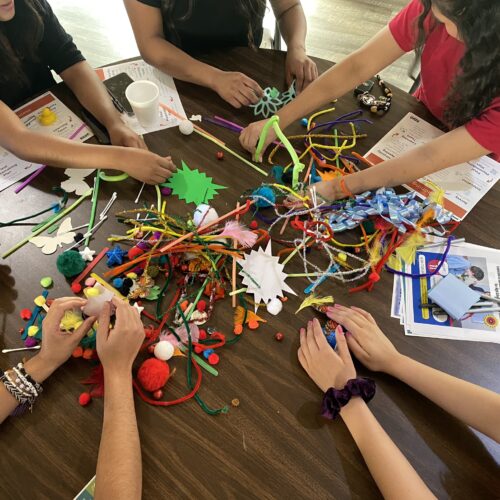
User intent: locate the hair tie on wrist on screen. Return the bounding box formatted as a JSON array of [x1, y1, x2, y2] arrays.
[[321, 377, 376, 420], [339, 178, 354, 198]]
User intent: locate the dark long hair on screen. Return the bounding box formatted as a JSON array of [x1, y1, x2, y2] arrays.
[[0, 0, 45, 85], [160, 0, 266, 48], [415, 0, 500, 128]]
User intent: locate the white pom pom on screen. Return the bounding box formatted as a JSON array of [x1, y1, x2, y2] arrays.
[[179, 119, 194, 135], [193, 204, 219, 227], [266, 297, 283, 316], [154, 340, 174, 361]]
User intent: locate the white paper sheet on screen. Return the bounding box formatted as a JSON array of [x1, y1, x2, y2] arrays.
[[0, 92, 92, 192], [95, 60, 186, 135], [364, 112, 500, 221]]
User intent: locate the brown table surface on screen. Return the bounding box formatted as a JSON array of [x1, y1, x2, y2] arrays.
[[1, 48, 499, 500]]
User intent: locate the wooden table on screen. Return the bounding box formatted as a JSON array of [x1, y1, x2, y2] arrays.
[[1, 48, 499, 500]]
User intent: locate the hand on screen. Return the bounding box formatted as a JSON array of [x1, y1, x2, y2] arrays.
[[298, 318, 356, 392], [286, 47, 318, 93], [96, 298, 145, 376], [307, 179, 342, 202], [239, 119, 276, 161], [119, 148, 176, 184], [326, 305, 401, 372], [108, 121, 147, 150], [212, 70, 263, 108], [38, 297, 96, 372]]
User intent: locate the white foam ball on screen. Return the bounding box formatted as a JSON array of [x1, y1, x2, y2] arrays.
[[266, 297, 283, 316], [154, 340, 174, 361], [193, 204, 219, 227], [179, 119, 194, 135]]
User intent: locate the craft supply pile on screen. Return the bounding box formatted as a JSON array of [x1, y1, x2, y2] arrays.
[[3, 91, 500, 417]]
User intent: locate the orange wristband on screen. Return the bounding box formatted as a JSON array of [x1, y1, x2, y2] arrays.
[[339, 177, 354, 198]]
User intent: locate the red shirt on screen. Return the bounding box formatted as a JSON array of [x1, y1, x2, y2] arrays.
[[389, 0, 500, 160]]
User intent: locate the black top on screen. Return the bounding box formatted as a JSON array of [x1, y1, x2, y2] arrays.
[[0, 0, 84, 108], [138, 0, 265, 54]]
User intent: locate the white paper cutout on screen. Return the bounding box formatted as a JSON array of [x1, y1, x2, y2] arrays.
[[61, 168, 95, 195], [239, 241, 296, 309], [30, 217, 76, 254]]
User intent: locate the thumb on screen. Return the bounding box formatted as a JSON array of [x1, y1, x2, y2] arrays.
[[96, 302, 112, 352], [73, 315, 97, 344], [335, 325, 352, 364]]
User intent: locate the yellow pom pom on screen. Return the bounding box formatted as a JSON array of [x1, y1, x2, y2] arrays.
[[34, 295, 46, 307], [338, 252, 347, 262], [84, 287, 100, 297], [126, 272, 138, 279], [28, 326, 39, 337]]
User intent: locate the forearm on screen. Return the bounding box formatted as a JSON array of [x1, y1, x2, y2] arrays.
[[276, 2, 307, 51], [139, 37, 219, 89], [0, 354, 57, 423], [277, 27, 402, 129], [61, 62, 122, 130], [95, 372, 141, 500], [388, 355, 500, 442], [341, 398, 435, 500], [344, 127, 491, 195]]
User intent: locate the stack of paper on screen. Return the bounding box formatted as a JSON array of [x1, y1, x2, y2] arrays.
[[392, 241, 500, 343]]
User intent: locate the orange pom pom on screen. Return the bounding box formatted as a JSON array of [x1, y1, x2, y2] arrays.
[[248, 319, 259, 330], [233, 324, 243, 335], [82, 348, 94, 360], [180, 300, 189, 311], [72, 346, 83, 358]]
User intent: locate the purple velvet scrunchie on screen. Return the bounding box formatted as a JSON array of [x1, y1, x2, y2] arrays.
[[321, 377, 376, 420]]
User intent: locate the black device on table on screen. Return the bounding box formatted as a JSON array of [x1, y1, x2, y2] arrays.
[[354, 79, 375, 96], [103, 72, 135, 115]]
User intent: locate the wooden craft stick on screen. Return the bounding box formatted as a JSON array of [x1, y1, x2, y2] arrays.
[[2, 190, 92, 259]]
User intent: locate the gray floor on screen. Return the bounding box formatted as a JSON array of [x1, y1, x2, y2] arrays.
[[50, 0, 415, 91]]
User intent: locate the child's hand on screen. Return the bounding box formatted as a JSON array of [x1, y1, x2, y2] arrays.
[[307, 179, 342, 202], [239, 119, 276, 161], [298, 318, 356, 392], [285, 47, 318, 93], [326, 305, 401, 373], [108, 121, 147, 150], [39, 298, 96, 372], [120, 149, 176, 184], [96, 298, 145, 376]]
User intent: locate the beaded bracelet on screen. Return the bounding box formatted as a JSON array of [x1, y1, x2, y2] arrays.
[[321, 377, 376, 420], [15, 363, 43, 394], [0, 363, 43, 415]]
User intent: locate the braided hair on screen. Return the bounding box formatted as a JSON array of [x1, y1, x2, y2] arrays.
[[415, 0, 500, 128]]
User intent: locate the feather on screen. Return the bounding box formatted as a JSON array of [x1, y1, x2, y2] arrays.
[[219, 220, 258, 248], [368, 233, 383, 267], [423, 180, 445, 207], [296, 293, 335, 314], [395, 231, 427, 265]]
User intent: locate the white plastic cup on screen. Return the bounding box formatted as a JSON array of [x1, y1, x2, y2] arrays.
[[125, 80, 160, 128]]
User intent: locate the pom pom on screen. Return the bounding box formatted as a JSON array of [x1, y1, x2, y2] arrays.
[[208, 353, 220, 365], [369, 272, 380, 283], [154, 340, 174, 361], [179, 119, 194, 135], [274, 332, 284, 341], [198, 329, 207, 340], [84, 277, 96, 287], [252, 186, 275, 208], [72, 346, 83, 358], [20, 308, 32, 320], [161, 187, 172, 196], [71, 283, 82, 294], [152, 389, 163, 400], [266, 297, 283, 316], [216, 151, 224, 160], [74, 232, 84, 243], [197, 300, 207, 312], [113, 278, 124, 289], [57, 251, 86, 278], [249, 220, 258, 230], [82, 348, 94, 360], [248, 320, 259, 330], [137, 358, 170, 392], [193, 204, 219, 227], [78, 393, 92, 406], [233, 324, 243, 335], [25, 337, 37, 348], [128, 246, 144, 260]]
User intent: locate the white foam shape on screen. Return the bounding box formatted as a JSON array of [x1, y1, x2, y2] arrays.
[[239, 241, 296, 307], [61, 168, 95, 195], [30, 217, 76, 254]]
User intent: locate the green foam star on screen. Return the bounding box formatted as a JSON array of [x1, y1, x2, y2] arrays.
[[164, 161, 227, 206]]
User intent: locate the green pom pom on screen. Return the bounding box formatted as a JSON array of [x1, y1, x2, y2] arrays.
[[57, 251, 86, 278]]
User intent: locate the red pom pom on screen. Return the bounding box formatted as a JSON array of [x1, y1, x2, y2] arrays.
[[78, 392, 92, 406], [216, 151, 224, 160], [194, 345, 203, 354], [152, 389, 163, 400], [369, 272, 380, 283], [137, 358, 170, 392], [198, 329, 207, 340], [147, 344, 156, 354], [128, 246, 144, 260], [249, 220, 258, 230], [208, 353, 219, 365], [71, 283, 82, 294], [20, 308, 32, 320], [274, 332, 284, 342], [196, 300, 207, 312]]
